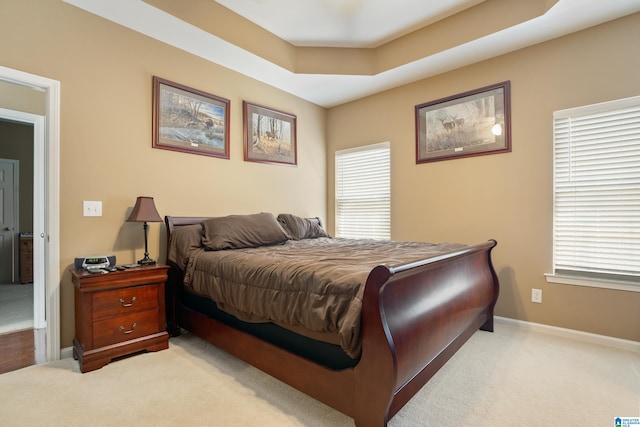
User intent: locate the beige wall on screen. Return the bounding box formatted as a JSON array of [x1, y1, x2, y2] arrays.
[[2, 0, 326, 346], [2, 0, 638, 348], [327, 13, 640, 342], [0, 81, 46, 115]]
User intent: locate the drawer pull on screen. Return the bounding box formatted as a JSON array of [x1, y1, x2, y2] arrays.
[[119, 296, 137, 307], [119, 323, 137, 334]]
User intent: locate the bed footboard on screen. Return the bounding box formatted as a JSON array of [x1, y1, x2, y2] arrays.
[[353, 240, 499, 426]]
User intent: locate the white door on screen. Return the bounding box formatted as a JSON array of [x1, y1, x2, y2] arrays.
[[0, 159, 18, 284]]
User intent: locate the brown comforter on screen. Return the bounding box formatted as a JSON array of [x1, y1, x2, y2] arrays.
[[183, 238, 464, 358]]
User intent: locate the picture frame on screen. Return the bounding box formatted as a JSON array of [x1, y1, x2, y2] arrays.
[[152, 76, 230, 159], [415, 81, 511, 163], [243, 101, 297, 166]]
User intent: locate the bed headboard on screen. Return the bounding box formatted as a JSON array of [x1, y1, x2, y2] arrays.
[[165, 216, 207, 236]]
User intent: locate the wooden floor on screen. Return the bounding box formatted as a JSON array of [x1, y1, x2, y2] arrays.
[[0, 329, 36, 374]]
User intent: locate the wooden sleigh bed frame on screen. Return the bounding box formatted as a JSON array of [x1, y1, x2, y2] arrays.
[[165, 216, 499, 426]]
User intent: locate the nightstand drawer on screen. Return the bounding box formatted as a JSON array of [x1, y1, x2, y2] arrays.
[[72, 264, 169, 372], [91, 284, 159, 320], [92, 309, 160, 348]]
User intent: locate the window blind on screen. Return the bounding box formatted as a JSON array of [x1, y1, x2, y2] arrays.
[[553, 96, 640, 282], [335, 142, 390, 239]]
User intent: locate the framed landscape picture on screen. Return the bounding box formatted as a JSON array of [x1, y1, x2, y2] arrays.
[[415, 81, 511, 163], [152, 76, 230, 159], [243, 101, 297, 166]]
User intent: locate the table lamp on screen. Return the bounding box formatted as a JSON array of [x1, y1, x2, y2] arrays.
[[126, 196, 162, 265]]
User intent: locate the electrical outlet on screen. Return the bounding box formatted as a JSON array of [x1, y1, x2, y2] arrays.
[[83, 201, 102, 217], [531, 288, 542, 304]]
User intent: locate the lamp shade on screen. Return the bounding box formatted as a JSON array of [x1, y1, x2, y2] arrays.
[[126, 196, 162, 223]]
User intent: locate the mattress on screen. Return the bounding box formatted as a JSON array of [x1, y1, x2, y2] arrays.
[[181, 237, 464, 358]]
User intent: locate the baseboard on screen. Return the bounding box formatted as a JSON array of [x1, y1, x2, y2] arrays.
[[495, 316, 640, 353], [60, 346, 73, 359]]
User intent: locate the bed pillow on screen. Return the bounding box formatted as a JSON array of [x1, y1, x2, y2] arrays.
[[202, 213, 291, 250], [277, 213, 330, 240], [167, 224, 204, 269]]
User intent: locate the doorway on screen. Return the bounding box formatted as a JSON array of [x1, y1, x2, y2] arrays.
[[0, 117, 43, 371], [0, 66, 61, 363], [0, 155, 34, 337]]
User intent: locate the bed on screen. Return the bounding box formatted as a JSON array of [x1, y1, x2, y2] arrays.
[[164, 213, 499, 426]]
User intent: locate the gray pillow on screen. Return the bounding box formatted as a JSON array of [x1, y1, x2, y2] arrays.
[[277, 213, 330, 240], [168, 224, 203, 269], [202, 213, 290, 250]]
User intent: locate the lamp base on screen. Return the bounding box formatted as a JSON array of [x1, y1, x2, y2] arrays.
[[138, 258, 157, 266]]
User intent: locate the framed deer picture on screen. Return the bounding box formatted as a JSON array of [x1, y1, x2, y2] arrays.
[[415, 81, 511, 163], [152, 76, 230, 159], [243, 101, 297, 166]]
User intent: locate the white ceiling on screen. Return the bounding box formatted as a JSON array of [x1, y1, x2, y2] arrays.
[[65, 0, 640, 107], [214, 0, 484, 47]]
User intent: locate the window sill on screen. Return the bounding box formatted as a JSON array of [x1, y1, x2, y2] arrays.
[[545, 273, 640, 293]]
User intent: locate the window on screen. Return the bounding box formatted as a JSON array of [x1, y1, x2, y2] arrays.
[[549, 95, 640, 291], [335, 142, 390, 239]]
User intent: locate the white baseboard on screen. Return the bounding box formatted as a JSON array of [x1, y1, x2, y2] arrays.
[[495, 316, 640, 353], [60, 346, 73, 359]]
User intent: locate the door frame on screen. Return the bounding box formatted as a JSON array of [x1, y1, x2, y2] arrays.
[[0, 66, 60, 361]]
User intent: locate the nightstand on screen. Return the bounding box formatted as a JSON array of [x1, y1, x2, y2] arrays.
[[71, 264, 170, 373]]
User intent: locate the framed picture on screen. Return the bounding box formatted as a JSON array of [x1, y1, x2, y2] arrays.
[[415, 81, 511, 163], [152, 76, 230, 159], [243, 101, 297, 166]]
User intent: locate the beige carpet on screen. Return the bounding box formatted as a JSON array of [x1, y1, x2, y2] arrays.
[[0, 322, 638, 426]]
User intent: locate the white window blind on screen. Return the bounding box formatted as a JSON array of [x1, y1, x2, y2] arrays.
[[335, 142, 390, 239], [553, 95, 640, 283]]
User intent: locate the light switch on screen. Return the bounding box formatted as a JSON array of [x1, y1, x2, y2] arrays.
[[83, 201, 102, 217]]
